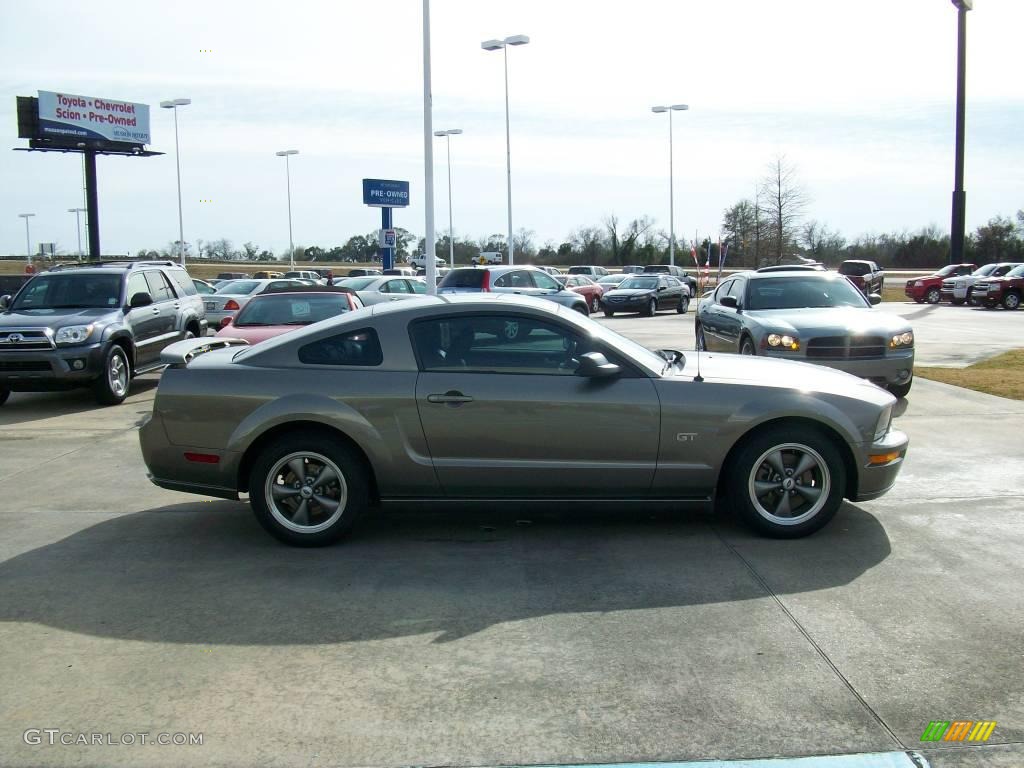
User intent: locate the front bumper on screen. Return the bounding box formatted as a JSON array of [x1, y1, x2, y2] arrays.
[[763, 348, 914, 387], [851, 428, 909, 502], [0, 342, 106, 390], [904, 284, 926, 300], [602, 295, 653, 312]]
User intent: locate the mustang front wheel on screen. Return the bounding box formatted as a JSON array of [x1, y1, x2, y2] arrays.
[[727, 426, 846, 538], [249, 433, 369, 546]]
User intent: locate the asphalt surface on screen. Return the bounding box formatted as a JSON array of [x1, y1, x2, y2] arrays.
[[0, 304, 1022, 768]]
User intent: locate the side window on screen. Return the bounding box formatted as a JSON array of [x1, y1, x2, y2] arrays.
[[714, 280, 733, 302], [144, 271, 174, 302], [298, 328, 382, 366], [126, 274, 149, 304], [388, 280, 411, 294], [532, 271, 560, 290], [410, 315, 591, 375], [410, 280, 428, 294], [666, 277, 680, 288], [166, 269, 196, 296], [494, 270, 534, 289]]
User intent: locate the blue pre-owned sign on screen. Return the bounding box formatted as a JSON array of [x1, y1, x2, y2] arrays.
[[362, 179, 410, 208]]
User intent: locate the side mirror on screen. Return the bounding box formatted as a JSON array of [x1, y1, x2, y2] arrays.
[[868, 293, 882, 306], [576, 351, 621, 379], [220, 316, 232, 329], [657, 286, 667, 292], [0, 295, 10, 310], [720, 295, 739, 309], [129, 291, 153, 308]]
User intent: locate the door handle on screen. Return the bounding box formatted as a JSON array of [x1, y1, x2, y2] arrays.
[[427, 391, 474, 405], [151, 308, 161, 314]]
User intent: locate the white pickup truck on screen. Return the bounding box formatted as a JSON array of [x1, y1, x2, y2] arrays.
[[408, 254, 446, 269]]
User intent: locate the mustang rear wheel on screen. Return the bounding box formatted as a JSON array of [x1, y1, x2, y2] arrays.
[[727, 426, 845, 538], [249, 432, 369, 546]]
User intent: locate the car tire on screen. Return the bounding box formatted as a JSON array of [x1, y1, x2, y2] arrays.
[[93, 344, 130, 405], [727, 425, 846, 539], [1002, 292, 1021, 311], [0, 387, 9, 407], [888, 377, 913, 399], [590, 295, 600, 313], [645, 298, 657, 317], [676, 296, 690, 314], [926, 288, 941, 304], [574, 303, 590, 315], [739, 336, 756, 355], [603, 310, 615, 317], [695, 324, 707, 351], [913, 298, 923, 304], [249, 432, 369, 547]]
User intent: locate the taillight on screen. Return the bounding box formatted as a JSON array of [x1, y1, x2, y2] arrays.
[[220, 317, 232, 328], [224, 299, 240, 311], [481, 271, 491, 292]]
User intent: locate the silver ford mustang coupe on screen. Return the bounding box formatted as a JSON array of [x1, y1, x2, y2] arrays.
[[140, 295, 908, 546]]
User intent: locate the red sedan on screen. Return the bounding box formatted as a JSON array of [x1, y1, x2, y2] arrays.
[[217, 286, 362, 345], [556, 274, 605, 313]]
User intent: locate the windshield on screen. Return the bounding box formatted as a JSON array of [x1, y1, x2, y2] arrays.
[[597, 275, 625, 284], [746, 277, 870, 310], [215, 280, 261, 294], [993, 264, 1020, 277], [234, 293, 352, 326], [1003, 264, 1024, 278], [619, 276, 659, 290], [11, 273, 122, 310]]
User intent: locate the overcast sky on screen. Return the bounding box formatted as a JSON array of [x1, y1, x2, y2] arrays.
[[1, 0, 1022, 257]]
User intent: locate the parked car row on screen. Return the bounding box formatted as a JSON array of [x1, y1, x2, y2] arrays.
[[934, 262, 1024, 309]]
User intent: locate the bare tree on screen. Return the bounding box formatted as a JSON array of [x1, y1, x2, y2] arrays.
[[759, 156, 809, 264], [802, 221, 846, 265], [604, 215, 653, 265], [512, 228, 536, 258]]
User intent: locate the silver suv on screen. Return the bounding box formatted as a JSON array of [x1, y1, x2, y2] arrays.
[[0, 260, 207, 406]]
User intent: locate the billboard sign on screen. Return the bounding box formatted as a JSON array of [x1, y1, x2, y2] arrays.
[[37, 91, 150, 145], [362, 179, 410, 208]]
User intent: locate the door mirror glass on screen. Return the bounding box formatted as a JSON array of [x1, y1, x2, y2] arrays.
[[575, 351, 621, 378], [720, 295, 738, 309], [0, 294, 10, 310], [129, 291, 153, 308], [868, 293, 882, 306]]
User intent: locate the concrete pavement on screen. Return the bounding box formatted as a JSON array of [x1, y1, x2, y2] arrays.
[[0, 315, 1021, 768]]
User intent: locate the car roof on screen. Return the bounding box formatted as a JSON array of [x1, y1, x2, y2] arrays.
[[743, 269, 846, 281]]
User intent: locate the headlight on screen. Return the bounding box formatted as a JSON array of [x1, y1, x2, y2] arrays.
[[890, 331, 914, 348], [874, 404, 893, 441], [914, 281, 923, 287], [767, 333, 800, 350], [54, 324, 94, 345]]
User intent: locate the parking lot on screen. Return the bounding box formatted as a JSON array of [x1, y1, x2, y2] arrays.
[[1, 303, 1022, 768]]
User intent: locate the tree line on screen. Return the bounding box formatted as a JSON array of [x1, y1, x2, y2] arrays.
[[131, 156, 1023, 269]]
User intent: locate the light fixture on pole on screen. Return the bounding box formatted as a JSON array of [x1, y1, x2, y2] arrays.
[[433, 128, 463, 268], [275, 150, 300, 269], [481, 34, 529, 266], [160, 98, 191, 267], [18, 213, 35, 267], [949, 0, 972, 264], [68, 208, 86, 260], [651, 103, 689, 268]]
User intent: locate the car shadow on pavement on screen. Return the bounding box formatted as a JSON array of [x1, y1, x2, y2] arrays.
[[0, 377, 159, 427], [0, 501, 890, 646]]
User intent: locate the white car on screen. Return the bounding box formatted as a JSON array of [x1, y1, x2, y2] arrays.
[[409, 254, 446, 269]]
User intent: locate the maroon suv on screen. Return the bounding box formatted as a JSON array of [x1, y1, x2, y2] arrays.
[[839, 260, 884, 295]]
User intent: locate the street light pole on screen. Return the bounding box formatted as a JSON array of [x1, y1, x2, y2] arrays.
[[651, 104, 689, 268], [160, 98, 191, 267], [482, 34, 529, 265], [68, 208, 86, 260], [275, 150, 300, 269], [18, 213, 35, 268], [950, 0, 972, 264], [434, 129, 463, 268]]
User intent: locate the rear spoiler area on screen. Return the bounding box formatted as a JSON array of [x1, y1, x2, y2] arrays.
[[160, 337, 249, 367]]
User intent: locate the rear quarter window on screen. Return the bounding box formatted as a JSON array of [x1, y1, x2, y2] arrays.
[[165, 268, 197, 296], [298, 328, 382, 366]]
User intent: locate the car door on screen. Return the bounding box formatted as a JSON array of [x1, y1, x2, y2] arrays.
[[699, 280, 732, 350], [411, 312, 661, 496], [124, 272, 163, 366], [143, 271, 183, 352], [716, 276, 747, 349]]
